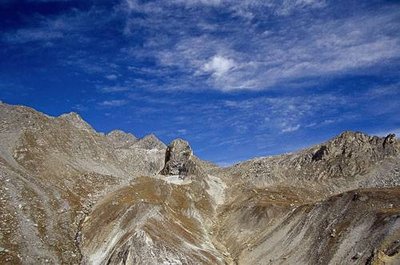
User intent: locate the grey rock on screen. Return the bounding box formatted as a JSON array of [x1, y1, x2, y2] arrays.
[[107, 130, 137, 148], [351, 252, 362, 260], [58, 112, 94, 132], [135, 134, 166, 150], [160, 139, 200, 176]]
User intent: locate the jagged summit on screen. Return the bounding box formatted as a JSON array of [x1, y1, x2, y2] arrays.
[[58, 111, 81, 119], [58, 112, 94, 131], [107, 130, 137, 148], [107, 129, 137, 139], [223, 130, 400, 190], [135, 133, 166, 150], [312, 130, 398, 162], [330, 130, 397, 146]]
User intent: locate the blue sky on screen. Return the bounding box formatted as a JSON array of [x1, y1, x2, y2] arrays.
[[0, 0, 399, 165]]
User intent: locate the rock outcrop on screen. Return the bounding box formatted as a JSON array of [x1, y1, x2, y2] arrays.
[[313, 131, 398, 162], [220, 131, 400, 195], [160, 139, 205, 177]]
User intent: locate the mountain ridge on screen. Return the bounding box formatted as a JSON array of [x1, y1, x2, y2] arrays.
[[0, 102, 399, 265]]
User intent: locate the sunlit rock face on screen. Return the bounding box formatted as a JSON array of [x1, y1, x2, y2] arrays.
[[161, 138, 193, 175], [1, 102, 400, 265], [160, 139, 206, 179]]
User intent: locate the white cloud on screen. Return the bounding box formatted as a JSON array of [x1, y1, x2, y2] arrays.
[[72, 104, 88, 112], [172, 0, 222, 6], [98, 99, 128, 107], [1, 10, 81, 44], [105, 74, 118, 80], [3, 28, 63, 44], [281, 124, 301, 133], [5, 0, 398, 93], [221, 93, 348, 135], [177, 129, 188, 134], [100, 86, 129, 93], [276, 0, 327, 16], [145, 6, 400, 91], [169, 0, 326, 15], [203, 55, 236, 77]]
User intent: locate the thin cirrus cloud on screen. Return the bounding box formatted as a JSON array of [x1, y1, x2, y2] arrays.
[[1, 11, 78, 44], [281, 124, 301, 133], [1, 0, 398, 92], [171, 14, 398, 91], [3, 28, 63, 44], [222, 94, 346, 135], [100, 86, 130, 93], [117, 0, 400, 91], [98, 100, 129, 107], [105, 74, 118, 80]]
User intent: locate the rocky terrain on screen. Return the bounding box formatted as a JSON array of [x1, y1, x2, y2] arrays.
[[0, 102, 399, 265]]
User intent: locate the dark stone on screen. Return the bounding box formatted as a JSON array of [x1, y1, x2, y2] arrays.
[[312, 145, 328, 161]]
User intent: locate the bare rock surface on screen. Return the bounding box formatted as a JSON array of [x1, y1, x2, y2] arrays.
[[160, 139, 205, 178], [0, 102, 400, 265], [107, 130, 137, 148], [135, 134, 166, 150], [216, 131, 400, 198]]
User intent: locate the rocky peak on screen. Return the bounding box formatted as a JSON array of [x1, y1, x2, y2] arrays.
[[160, 139, 203, 177], [58, 112, 93, 131], [107, 130, 137, 148], [311, 131, 398, 162], [135, 134, 166, 150], [59, 112, 81, 120], [166, 139, 192, 163], [333, 131, 372, 147]]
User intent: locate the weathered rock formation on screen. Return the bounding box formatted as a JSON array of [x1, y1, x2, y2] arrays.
[[0, 102, 399, 265], [160, 139, 205, 178]]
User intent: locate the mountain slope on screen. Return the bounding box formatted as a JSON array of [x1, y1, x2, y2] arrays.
[[0, 102, 399, 265], [0, 103, 166, 264]]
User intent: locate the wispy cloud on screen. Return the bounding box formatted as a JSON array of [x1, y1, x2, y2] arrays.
[[160, 10, 399, 91], [3, 28, 63, 44], [281, 124, 301, 133], [203, 55, 237, 77], [3, 1, 398, 92], [221, 93, 348, 136], [1, 10, 78, 44], [72, 104, 88, 112], [123, 0, 327, 16], [113, 1, 400, 91], [100, 86, 130, 93], [105, 74, 118, 80], [98, 99, 128, 107]]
